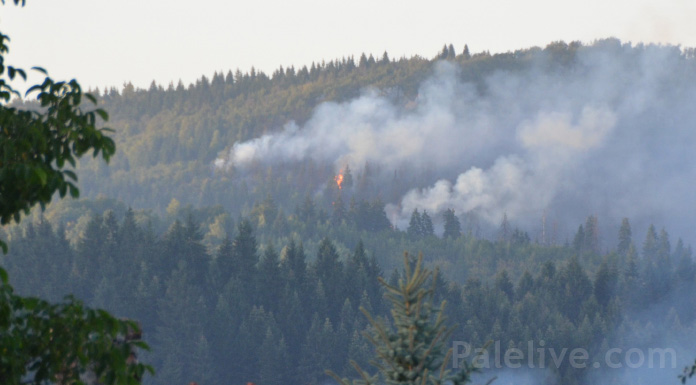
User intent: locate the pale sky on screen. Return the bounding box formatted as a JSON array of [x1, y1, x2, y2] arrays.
[[2, 0, 695, 91]]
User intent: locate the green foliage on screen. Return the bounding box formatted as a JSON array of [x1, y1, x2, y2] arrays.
[[0, 25, 114, 254], [0, 2, 149, 383], [6, 211, 696, 384], [327, 253, 476, 385], [0, 271, 152, 384]]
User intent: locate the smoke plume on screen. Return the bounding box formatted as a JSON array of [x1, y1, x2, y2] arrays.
[[215, 41, 696, 242]]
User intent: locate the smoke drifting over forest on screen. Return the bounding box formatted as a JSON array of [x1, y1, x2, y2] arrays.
[[216, 42, 696, 242]]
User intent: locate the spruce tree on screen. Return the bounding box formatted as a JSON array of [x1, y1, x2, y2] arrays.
[[583, 215, 599, 254], [333, 193, 347, 224], [258, 245, 283, 314], [343, 165, 354, 189], [617, 218, 632, 256], [232, 218, 258, 287], [462, 44, 471, 59], [407, 209, 422, 239], [442, 209, 461, 239], [643, 224, 658, 261], [421, 210, 435, 237], [497, 213, 511, 242], [572, 224, 585, 252], [327, 253, 476, 385]]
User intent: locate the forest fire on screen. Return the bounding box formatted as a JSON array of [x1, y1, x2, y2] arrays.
[[334, 172, 344, 189]]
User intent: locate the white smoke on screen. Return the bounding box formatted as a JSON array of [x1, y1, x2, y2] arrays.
[[214, 63, 491, 171], [386, 107, 617, 227], [215, 41, 696, 241]]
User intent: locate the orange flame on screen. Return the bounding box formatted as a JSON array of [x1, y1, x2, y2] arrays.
[[334, 172, 344, 190]]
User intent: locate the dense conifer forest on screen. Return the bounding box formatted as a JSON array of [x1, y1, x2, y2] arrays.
[[4, 39, 696, 384]]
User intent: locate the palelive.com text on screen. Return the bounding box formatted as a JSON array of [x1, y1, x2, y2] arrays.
[[452, 341, 677, 370]]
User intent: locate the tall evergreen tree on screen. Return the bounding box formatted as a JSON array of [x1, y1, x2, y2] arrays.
[[343, 165, 354, 189], [462, 44, 471, 59], [299, 315, 337, 384], [283, 238, 307, 288], [258, 329, 290, 385], [182, 213, 209, 284], [327, 253, 475, 385], [232, 218, 259, 286], [594, 261, 617, 307], [498, 213, 511, 242], [557, 256, 592, 322], [494, 269, 515, 301], [407, 209, 422, 239], [258, 244, 283, 314], [617, 218, 632, 256], [583, 215, 599, 254], [213, 235, 235, 289], [676, 239, 696, 283], [314, 237, 344, 319], [573, 224, 585, 252], [332, 193, 347, 225], [643, 224, 658, 261], [442, 209, 461, 239], [421, 210, 434, 237]]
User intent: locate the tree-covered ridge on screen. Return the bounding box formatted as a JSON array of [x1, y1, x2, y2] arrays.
[[49, 38, 688, 217], [3, 210, 695, 385]]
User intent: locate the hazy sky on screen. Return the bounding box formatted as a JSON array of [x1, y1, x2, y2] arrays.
[[2, 0, 695, 91]]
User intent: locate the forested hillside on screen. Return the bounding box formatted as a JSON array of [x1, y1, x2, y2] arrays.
[[3, 212, 696, 385], [5, 39, 696, 385], [14, 38, 694, 246]]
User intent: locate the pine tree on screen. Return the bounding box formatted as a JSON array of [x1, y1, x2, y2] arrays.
[[315, 237, 344, 319], [299, 315, 336, 384], [442, 209, 461, 239], [557, 256, 592, 322], [516, 270, 534, 300], [583, 215, 599, 254], [494, 270, 514, 301], [258, 328, 290, 385], [159, 219, 186, 278], [676, 239, 695, 283], [282, 238, 307, 288], [213, 235, 235, 289], [382, 51, 390, 63], [407, 209, 422, 239], [498, 213, 511, 242], [439, 44, 449, 60], [462, 44, 471, 59], [620, 244, 641, 309], [232, 218, 259, 286], [258, 244, 283, 314], [183, 213, 209, 284], [573, 224, 585, 252], [420, 210, 434, 237], [643, 224, 658, 261], [343, 165, 354, 189], [327, 253, 476, 385], [594, 261, 617, 307], [617, 218, 632, 256], [369, 198, 392, 231], [333, 193, 347, 224], [359, 53, 369, 68], [190, 334, 216, 385]]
